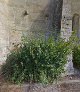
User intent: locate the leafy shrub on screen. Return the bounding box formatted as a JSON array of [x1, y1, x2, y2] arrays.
[[73, 45, 80, 69], [2, 37, 71, 84]]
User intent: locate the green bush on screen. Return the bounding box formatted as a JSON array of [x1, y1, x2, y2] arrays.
[[73, 45, 80, 69], [2, 37, 71, 84]]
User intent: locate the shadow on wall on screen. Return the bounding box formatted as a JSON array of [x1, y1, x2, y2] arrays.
[[8, 0, 63, 41]]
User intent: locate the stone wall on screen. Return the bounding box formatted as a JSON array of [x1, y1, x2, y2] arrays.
[[0, 0, 80, 68], [71, 0, 80, 38], [0, 0, 63, 64], [61, 0, 73, 74], [61, 0, 80, 74], [61, 0, 80, 45], [0, 0, 53, 63]]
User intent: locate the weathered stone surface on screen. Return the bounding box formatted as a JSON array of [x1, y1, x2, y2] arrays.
[[0, 84, 58, 92], [0, 0, 56, 63], [0, 79, 80, 92], [0, 0, 63, 63], [0, 0, 80, 75], [61, 0, 74, 75]]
